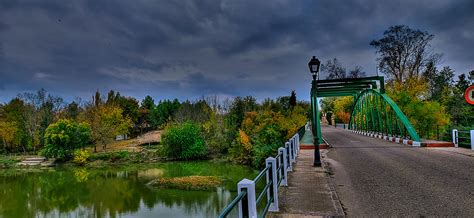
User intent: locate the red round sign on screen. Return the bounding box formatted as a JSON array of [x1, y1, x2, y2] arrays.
[[465, 85, 474, 105]]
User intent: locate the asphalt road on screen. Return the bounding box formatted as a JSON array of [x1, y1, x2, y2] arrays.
[[323, 126, 474, 217]]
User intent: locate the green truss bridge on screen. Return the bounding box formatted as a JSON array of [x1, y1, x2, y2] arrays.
[[312, 75, 420, 143]]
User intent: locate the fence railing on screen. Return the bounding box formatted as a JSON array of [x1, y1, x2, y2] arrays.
[[218, 123, 308, 218], [452, 129, 474, 150], [334, 123, 348, 129]]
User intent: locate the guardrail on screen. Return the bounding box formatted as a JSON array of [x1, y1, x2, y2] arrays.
[[452, 129, 474, 150], [218, 123, 308, 218]]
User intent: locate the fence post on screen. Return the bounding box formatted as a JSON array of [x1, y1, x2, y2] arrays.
[[295, 134, 300, 154], [278, 147, 288, 186], [288, 140, 294, 164], [291, 138, 296, 163], [237, 179, 257, 218], [470, 130, 474, 150], [285, 142, 292, 171], [452, 129, 458, 147], [266, 157, 279, 212]]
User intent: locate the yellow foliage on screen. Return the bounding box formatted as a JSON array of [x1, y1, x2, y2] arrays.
[[239, 130, 252, 151], [336, 111, 350, 123], [73, 168, 90, 183], [73, 149, 90, 166]]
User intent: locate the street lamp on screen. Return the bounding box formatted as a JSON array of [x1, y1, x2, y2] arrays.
[[308, 56, 321, 80], [308, 56, 322, 167]]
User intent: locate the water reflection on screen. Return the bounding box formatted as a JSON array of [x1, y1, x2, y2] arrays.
[[0, 162, 257, 217]]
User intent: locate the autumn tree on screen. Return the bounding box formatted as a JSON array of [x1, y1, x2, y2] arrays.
[[83, 91, 132, 152], [0, 120, 17, 152], [90, 105, 132, 152], [0, 98, 29, 152]]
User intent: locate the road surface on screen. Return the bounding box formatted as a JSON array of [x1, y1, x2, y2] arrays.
[[323, 126, 474, 216]]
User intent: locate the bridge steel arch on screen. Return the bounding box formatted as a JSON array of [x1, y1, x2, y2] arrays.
[[348, 89, 420, 141]]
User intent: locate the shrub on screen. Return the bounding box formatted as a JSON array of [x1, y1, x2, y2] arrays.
[[162, 122, 207, 160], [111, 151, 130, 162], [73, 149, 90, 165], [41, 119, 91, 160], [147, 176, 222, 190]]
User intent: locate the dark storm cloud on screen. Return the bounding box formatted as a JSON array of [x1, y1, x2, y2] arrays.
[[0, 0, 473, 103]]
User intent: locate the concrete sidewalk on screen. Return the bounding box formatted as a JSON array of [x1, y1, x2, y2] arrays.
[[268, 149, 343, 217]]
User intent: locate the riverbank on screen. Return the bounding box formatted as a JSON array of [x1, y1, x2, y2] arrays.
[[0, 147, 231, 170]]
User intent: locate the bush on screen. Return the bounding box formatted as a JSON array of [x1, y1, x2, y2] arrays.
[[230, 109, 306, 168], [162, 122, 207, 160], [41, 119, 91, 160], [73, 149, 90, 165]]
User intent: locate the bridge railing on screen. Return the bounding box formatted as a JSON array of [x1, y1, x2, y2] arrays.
[[218, 123, 307, 218], [452, 129, 474, 150]]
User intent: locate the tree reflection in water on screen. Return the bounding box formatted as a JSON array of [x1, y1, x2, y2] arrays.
[[0, 162, 257, 217]]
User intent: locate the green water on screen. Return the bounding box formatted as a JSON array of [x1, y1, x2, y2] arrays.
[[0, 162, 258, 218]]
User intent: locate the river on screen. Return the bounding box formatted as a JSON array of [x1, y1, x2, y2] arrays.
[[0, 161, 258, 218]]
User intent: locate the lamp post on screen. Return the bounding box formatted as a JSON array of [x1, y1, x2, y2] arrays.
[[308, 56, 322, 167]]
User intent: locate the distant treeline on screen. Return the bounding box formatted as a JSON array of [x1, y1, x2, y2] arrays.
[[0, 89, 309, 167]]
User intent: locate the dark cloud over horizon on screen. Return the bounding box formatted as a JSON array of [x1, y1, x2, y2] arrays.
[[0, 0, 473, 103]]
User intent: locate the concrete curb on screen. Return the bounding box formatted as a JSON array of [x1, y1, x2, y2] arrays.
[[300, 143, 329, 149], [347, 129, 455, 147]]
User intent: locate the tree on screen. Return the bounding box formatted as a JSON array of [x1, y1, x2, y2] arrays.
[[333, 97, 354, 123], [64, 101, 80, 120], [429, 66, 454, 101], [0, 120, 17, 152], [90, 105, 132, 152], [371, 25, 439, 85], [289, 91, 297, 109], [1, 98, 29, 152], [19, 89, 64, 151], [322, 58, 346, 79], [442, 73, 474, 126], [174, 100, 211, 124], [42, 119, 91, 160], [348, 66, 366, 78], [154, 99, 181, 128]]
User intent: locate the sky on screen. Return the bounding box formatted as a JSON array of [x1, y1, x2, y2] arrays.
[[0, 0, 473, 104]]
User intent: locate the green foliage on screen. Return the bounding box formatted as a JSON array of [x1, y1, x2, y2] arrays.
[[73, 149, 91, 165], [162, 122, 207, 160], [388, 85, 450, 138], [88, 151, 130, 162], [202, 112, 227, 155], [174, 100, 211, 124], [42, 119, 91, 160], [442, 73, 474, 126]]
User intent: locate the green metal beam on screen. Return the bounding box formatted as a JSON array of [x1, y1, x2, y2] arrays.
[[317, 81, 377, 88], [317, 76, 383, 83], [348, 89, 420, 141], [317, 87, 367, 92], [317, 92, 357, 97], [317, 76, 385, 93]]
